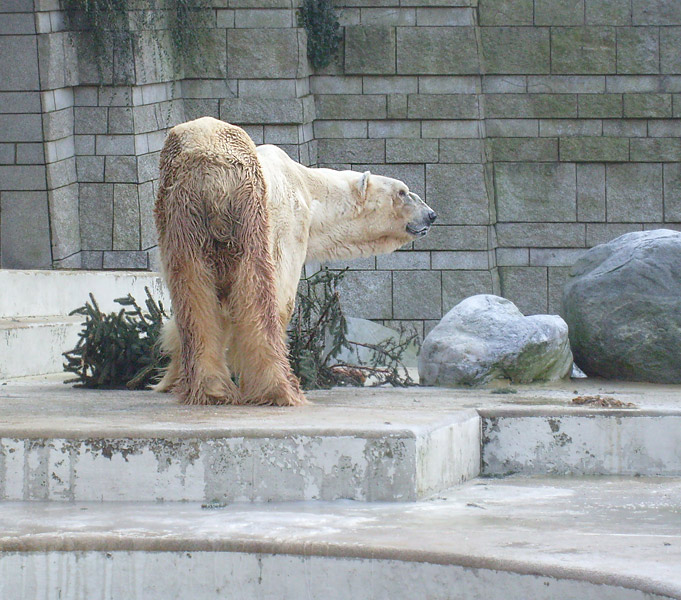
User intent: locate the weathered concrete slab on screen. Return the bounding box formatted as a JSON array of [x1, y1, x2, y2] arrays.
[[0, 270, 170, 378], [0, 269, 169, 319], [0, 316, 81, 378], [481, 410, 681, 476], [0, 383, 480, 503], [2, 379, 681, 499], [0, 477, 679, 599]]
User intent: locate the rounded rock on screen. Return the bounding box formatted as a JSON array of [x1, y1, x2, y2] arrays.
[[418, 294, 572, 387], [563, 229, 681, 383]]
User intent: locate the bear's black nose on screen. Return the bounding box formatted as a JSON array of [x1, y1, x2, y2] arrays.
[[428, 210, 437, 223]]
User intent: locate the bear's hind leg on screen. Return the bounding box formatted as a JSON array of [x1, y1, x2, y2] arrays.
[[228, 261, 306, 407], [152, 317, 180, 393], [168, 254, 240, 406]]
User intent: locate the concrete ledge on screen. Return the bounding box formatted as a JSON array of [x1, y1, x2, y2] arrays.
[[481, 411, 681, 476], [0, 477, 679, 599], [0, 387, 480, 503], [0, 316, 81, 378], [0, 269, 170, 377], [0, 269, 169, 319], [3, 381, 681, 499]]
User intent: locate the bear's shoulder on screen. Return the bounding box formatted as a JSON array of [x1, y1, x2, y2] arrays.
[[256, 144, 308, 189], [256, 144, 296, 168]]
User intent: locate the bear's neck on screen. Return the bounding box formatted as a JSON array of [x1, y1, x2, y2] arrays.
[[301, 165, 359, 211], [298, 166, 384, 263]]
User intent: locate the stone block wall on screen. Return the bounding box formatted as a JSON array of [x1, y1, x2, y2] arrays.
[[0, 0, 52, 268], [0, 0, 315, 272], [1, 0, 680, 335], [314, 0, 681, 334], [478, 0, 681, 317], [311, 3, 499, 337]]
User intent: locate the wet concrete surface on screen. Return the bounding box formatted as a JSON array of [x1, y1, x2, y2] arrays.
[[1, 476, 680, 598]]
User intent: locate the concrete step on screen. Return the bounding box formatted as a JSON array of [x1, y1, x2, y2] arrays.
[[1, 476, 679, 599], [481, 405, 681, 477], [0, 383, 480, 503], [0, 269, 169, 378], [0, 269, 169, 319], [0, 316, 82, 378], [1, 380, 681, 503]]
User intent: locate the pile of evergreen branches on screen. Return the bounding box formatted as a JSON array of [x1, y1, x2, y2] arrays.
[[63, 270, 417, 390], [288, 269, 418, 389], [63, 287, 169, 389]]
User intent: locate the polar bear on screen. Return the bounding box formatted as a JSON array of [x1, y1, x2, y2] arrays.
[[154, 117, 436, 406]]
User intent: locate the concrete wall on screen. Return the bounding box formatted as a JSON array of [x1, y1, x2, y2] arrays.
[[1, 0, 680, 334]]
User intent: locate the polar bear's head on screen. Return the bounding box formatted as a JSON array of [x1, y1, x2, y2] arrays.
[[306, 168, 437, 262], [327, 170, 436, 260], [356, 171, 437, 241]]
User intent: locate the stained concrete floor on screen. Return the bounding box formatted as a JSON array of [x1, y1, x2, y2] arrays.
[[1, 477, 680, 598], [1, 375, 681, 437], [1, 375, 681, 598]]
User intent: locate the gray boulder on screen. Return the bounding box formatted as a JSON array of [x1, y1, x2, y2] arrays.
[[419, 295, 573, 386], [563, 229, 681, 383]]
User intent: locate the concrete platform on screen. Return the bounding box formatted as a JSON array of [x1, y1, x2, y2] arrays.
[[0, 379, 481, 503], [1, 378, 680, 503], [1, 377, 681, 598], [1, 477, 679, 599]]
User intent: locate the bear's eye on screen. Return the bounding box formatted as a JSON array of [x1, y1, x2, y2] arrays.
[[398, 189, 407, 198]]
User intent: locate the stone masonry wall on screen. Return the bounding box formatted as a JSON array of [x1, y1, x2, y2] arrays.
[[477, 0, 681, 318], [314, 0, 681, 335], [1, 0, 53, 268], [312, 2, 499, 337], [1, 0, 680, 335]]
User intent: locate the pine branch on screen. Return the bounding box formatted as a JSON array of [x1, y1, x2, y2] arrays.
[[63, 287, 170, 389], [288, 268, 417, 390]]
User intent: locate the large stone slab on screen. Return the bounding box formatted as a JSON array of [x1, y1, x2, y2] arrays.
[[344, 26, 395, 74], [0, 36, 39, 92], [480, 27, 550, 74], [227, 28, 306, 79], [563, 229, 681, 383], [0, 191, 52, 269], [397, 27, 479, 74], [494, 163, 576, 222]]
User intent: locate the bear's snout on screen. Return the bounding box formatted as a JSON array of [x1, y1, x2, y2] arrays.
[[406, 206, 436, 237]]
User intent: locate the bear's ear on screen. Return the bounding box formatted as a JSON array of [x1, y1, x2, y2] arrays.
[[357, 171, 371, 198]]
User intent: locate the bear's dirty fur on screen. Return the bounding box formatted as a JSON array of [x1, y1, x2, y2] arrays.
[[154, 117, 436, 406]]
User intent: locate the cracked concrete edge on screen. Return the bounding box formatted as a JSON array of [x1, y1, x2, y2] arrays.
[[0, 428, 421, 440], [2, 405, 678, 439], [1, 537, 677, 599]]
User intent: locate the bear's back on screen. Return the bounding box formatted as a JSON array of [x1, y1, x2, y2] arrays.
[[163, 117, 259, 173]]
